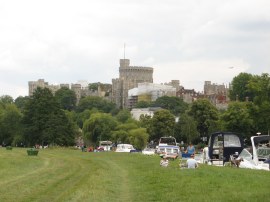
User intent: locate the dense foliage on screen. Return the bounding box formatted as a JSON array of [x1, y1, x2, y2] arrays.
[[55, 87, 77, 111], [229, 73, 270, 136], [1, 72, 269, 147], [150, 109, 175, 141], [188, 99, 219, 138], [153, 96, 188, 115], [22, 87, 77, 146]]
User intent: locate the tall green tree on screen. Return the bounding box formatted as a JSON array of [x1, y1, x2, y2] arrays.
[[83, 112, 118, 144], [247, 73, 270, 134], [77, 96, 117, 113], [188, 99, 219, 138], [150, 109, 175, 141], [0, 95, 14, 104], [128, 128, 149, 150], [229, 72, 254, 101], [111, 122, 148, 149], [174, 113, 198, 144], [112, 122, 139, 144], [0, 104, 23, 146], [220, 101, 254, 138], [247, 100, 270, 135], [115, 109, 132, 123], [153, 96, 188, 115], [55, 87, 77, 111], [23, 87, 76, 146], [139, 114, 153, 135], [76, 109, 93, 129], [14, 96, 30, 112], [247, 73, 270, 104]]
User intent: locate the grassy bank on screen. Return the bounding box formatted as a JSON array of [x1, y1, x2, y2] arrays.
[[0, 147, 269, 202]]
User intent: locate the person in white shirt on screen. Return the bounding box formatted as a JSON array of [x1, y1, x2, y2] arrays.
[[186, 154, 198, 169], [160, 156, 169, 167]]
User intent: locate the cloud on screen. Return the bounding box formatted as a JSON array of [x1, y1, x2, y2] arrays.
[[0, 0, 269, 98], [154, 58, 249, 91]]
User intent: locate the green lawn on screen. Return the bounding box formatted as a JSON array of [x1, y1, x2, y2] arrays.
[[0, 147, 269, 202]]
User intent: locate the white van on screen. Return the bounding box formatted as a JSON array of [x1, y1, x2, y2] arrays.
[[115, 144, 135, 152], [99, 141, 113, 151]]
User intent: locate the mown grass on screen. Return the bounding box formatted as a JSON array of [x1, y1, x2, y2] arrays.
[[0, 147, 269, 202]]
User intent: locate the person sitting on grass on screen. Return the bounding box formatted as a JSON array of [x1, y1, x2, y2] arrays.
[[160, 156, 169, 167], [186, 154, 198, 169]]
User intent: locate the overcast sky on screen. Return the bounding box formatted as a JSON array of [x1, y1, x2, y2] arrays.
[[1, 0, 270, 99]]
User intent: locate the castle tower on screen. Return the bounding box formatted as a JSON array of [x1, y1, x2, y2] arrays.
[[112, 59, 153, 108]]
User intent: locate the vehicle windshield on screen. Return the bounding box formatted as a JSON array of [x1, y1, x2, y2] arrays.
[[100, 141, 112, 146], [159, 137, 176, 145], [239, 149, 253, 161], [212, 134, 241, 148], [257, 147, 270, 159], [224, 134, 241, 147], [254, 138, 270, 159]]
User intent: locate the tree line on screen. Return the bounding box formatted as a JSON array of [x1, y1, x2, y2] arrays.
[[0, 72, 269, 149]]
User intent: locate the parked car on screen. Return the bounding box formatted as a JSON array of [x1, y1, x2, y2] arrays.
[[142, 148, 155, 155]]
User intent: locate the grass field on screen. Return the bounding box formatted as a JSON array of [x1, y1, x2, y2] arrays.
[[0, 147, 269, 202]]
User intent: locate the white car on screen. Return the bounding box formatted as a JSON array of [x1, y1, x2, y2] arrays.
[[142, 148, 156, 155]]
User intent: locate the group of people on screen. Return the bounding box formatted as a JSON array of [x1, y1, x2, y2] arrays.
[[160, 143, 198, 169]]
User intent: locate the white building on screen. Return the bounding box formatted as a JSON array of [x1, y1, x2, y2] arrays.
[[128, 82, 176, 109]]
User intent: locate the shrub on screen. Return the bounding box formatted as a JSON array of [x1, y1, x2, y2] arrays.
[[27, 148, 39, 156]]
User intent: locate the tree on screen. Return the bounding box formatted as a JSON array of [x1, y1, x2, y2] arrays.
[[112, 122, 138, 144], [0, 95, 14, 104], [220, 101, 254, 138], [247, 73, 270, 104], [115, 109, 132, 123], [153, 96, 188, 115], [14, 96, 30, 112], [139, 114, 153, 135], [247, 101, 270, 135], [22, 87, 76, 146], [230, 73, 270, 135], [76, 109, 93, 129], [111, 122, 148, 149], [88, 83, 99, 91], [174, 113, 198, 144], [82, 112, 118, 144], [55, 87, 77, 111], [188, 99, 219, 138], [229, 72, 254, 101], [77, 96, 117, 113], [0, 103, 23, 146], [150, 109, 175, 141], [246, 73, 270, 135], [135, 101, 152, 108], [128, 128, 149, 150]]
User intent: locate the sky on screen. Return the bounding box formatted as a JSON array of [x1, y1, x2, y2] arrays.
[[1, 0, 270, 99]]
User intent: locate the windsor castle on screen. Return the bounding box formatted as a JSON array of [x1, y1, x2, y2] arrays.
[[28, 58, 230, 109]]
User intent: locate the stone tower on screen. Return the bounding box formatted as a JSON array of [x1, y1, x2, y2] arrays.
[[112, 59, 153, 108]]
